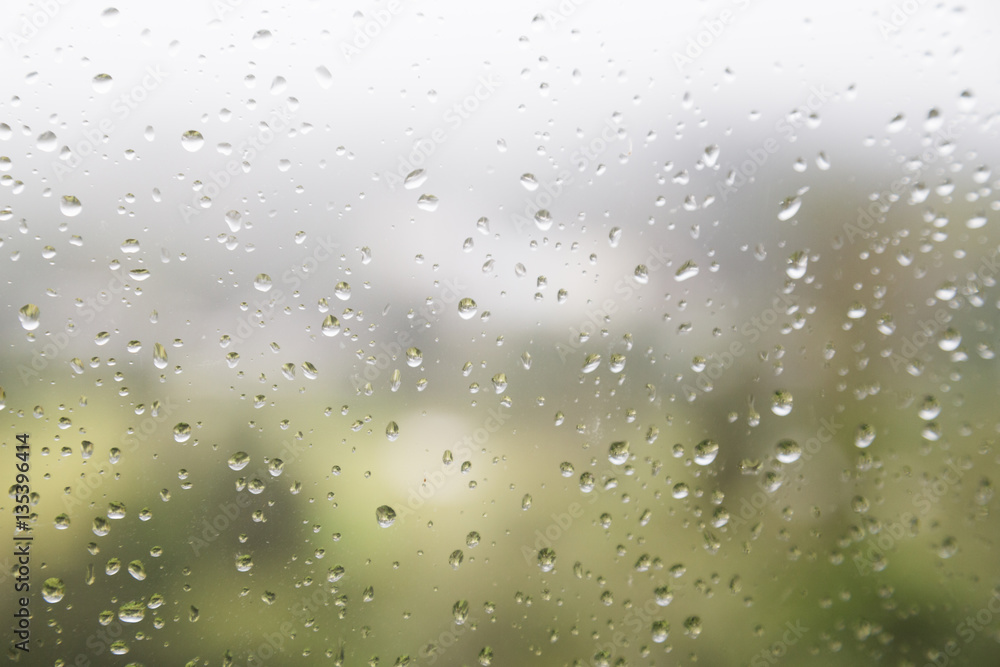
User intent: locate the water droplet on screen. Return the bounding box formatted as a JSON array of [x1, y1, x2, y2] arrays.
[[127, 560, 146, 581], [771, 390, 793, 416], [404, 169, 427, 189], [153, 342, 168, 369], [42, 578, 65, 603], [376, 505, 397, 527], [315, 65, 333, 88], [406, 347, 423, 367], [37, 130, 58, 151], [693, 439, 719, 465], [453, 599, 470, 624], [652, 620, 670, 643], [491, 373, 507, 393], [776, 439, 801, 463], [60, 195, 82, 217], [855, 424, 876, 449], [608, 441, 630, 465], [938, 536, 958, 559], [675, 261, 699, 281], [521, 209, 548, 234], [173, 423, 191, 443], [417, 194, 439, 211], [520, 173, 538, 191], [92, 517, 111, 537], [386, 421, 399, 441], [609, 227, 622, 247], [322, 315, 341, 336], [18, 304, 39, 330], [181, 130, 204, 152], [253, 274, 272, 292], [634, 265, 649, 284], [92, 73, 113, 93], [228, 452, 250, 471], [918, 396, 940, 420], [235, 554, 253, 572], [684, 616, 703, 638], [582, 353, 601, 373], [778, 196, 801, 221], [458, 297, 478, 320], [786, 251, 808, 279], [449, 549, 464, 569], [938, 328, 961, 351], [537, 547, 556, 572], [334, 281, 351, 300]]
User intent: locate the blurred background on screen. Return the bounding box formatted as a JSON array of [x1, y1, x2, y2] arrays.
[[2, 0, 1000, 665]]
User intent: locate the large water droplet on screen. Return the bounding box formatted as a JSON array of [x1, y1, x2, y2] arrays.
[[608, 441, 630, 465], [537, 547, 556, 572], [693, 439, 719, 465], [173, 423, 191, 443], [181, 130, 204, 152], [322, 315, 341, 336], [771, 390, 793, 416], [376, 505, 397, 527], [253, 274, 272, 292], [228, 451, 250, 471], [42, 578, 66, 603], [18, 304, 40, 330], [404, 169, 427, 189], [60, 196, 82, 217], [458, 297, 478, 320]]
